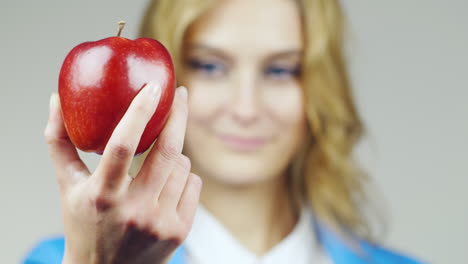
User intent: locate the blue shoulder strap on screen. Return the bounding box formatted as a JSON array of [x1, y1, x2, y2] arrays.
[[316, 223, 427, 264], [23, 228, 426, 264], [22, 236, 64, 264]]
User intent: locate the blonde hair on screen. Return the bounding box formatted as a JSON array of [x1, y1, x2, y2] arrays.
[[140, 0, 379, 241]]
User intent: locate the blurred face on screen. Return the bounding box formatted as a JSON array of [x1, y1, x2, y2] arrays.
[[182, 0, 306, 186]]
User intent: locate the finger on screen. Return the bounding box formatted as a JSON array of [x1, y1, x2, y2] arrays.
[[132, 86, 188, 197], [158, 155, 191, 211], [96, 81, 161, 192], [177, 173, 202, 223], [44, 93, 89, 189]]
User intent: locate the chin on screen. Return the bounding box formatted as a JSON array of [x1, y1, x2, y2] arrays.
[[211, 167, 273, 187]]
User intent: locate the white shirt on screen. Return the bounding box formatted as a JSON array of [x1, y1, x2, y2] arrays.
[[185, 205, 330, 264]]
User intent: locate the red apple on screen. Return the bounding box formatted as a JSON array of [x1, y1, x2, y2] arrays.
[[58, 21, 175, 155]]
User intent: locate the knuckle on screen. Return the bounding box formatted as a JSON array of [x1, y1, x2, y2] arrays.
[[134, 100, 154, 118], [124, 218, 138, 229], [92, 194, 115, 212], [109, 142, 134, 160], [124, 219, 160, 240], [141, 220, 157, 235], [159, 142, 180, 162]]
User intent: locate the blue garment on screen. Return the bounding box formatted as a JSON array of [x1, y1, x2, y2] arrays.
[[23, 224, 426, 264]]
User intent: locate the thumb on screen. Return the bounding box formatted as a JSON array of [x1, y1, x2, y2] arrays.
[[44, 93, 88, 190]]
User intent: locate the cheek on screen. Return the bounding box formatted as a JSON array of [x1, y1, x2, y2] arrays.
[[183, 76, 227, 160], [185, 77, 228, 119], [263, 83, 305, 127]]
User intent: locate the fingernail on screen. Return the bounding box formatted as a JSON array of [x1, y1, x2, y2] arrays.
[[178, 86, 187, 100]]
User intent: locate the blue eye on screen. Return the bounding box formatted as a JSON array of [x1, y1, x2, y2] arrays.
[[265, 66, 300, 78], [188, 59, 225, 75]]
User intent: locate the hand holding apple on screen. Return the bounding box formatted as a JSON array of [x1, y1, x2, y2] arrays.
[[44, 22, 202, 264]]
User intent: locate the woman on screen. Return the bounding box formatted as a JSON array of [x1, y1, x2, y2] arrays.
[[24, 0, 425, 263]]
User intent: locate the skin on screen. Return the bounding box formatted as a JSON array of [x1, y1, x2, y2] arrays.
[[47, 84, 201, 264], [47, 0, 306, 262], [182, 0, 306, 255]]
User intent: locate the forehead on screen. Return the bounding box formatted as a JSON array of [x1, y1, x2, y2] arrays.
[[186, 0, 303, 56]]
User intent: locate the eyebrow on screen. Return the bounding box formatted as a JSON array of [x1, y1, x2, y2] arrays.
[[185, 44, 233, 64], [186, 43, 302, 63], [267, 50, 302, 61]]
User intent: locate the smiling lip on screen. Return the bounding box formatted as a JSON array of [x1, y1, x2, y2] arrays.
[[217, 134, 268, 151]]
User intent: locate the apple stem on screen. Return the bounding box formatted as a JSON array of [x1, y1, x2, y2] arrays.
[[117, 21, 126, 37]]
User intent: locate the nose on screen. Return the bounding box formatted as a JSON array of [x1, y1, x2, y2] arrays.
[[229, 72, 261, 127]]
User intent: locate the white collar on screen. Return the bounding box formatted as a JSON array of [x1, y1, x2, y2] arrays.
[[185, 205, 328, 264]]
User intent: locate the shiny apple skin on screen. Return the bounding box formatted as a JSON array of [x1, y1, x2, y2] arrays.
[[58, 37, 175, 155]]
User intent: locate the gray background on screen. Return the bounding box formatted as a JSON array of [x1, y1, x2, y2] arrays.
[[1, 0, 466, 263]]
